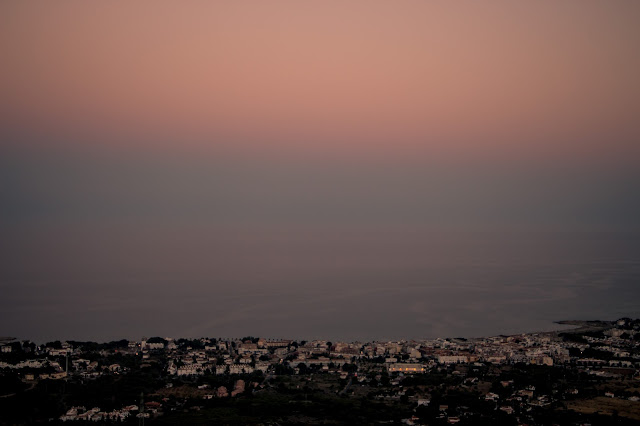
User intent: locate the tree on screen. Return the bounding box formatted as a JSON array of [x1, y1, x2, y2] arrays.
[[342, 363, 358, 373]]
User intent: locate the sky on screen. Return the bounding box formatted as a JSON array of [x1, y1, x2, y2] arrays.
[[1, 1, 639, 341], [2, 1, 639, 160], [1, 0, 639, 227]]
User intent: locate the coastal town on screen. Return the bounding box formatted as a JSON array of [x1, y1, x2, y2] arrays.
[[1, 318, 640, 425]]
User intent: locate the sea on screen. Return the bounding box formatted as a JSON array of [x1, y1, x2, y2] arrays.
[[1, 228, 639, 343]]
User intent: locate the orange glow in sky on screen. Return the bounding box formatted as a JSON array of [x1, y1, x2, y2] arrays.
[[1, 1, 639, 161]]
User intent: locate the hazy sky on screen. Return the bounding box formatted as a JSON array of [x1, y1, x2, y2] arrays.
[[2, 1, 639, 230], [2, 0, 640, 264], [2, 1, 640, 341]]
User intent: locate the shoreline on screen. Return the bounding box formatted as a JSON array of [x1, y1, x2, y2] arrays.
[[553, 319, 614, 334], [8, 320, 617, 346]]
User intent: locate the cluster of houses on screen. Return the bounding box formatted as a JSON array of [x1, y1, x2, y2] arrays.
[[2, 323, 639, 382], [2, 322, 639, 382], [1, 318, 639, 423], [58, 404, 158, 422]]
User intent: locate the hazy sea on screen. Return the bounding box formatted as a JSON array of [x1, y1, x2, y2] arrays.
[[2, 228, 639, 343]]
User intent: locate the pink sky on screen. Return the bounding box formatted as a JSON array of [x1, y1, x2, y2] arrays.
[[1, 1, 639, 162]]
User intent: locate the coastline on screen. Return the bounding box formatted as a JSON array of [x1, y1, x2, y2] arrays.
[[553, 319, 614, 334]]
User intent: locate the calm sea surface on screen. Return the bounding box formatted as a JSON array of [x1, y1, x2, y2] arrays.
[[2, 228, 639, 343]]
